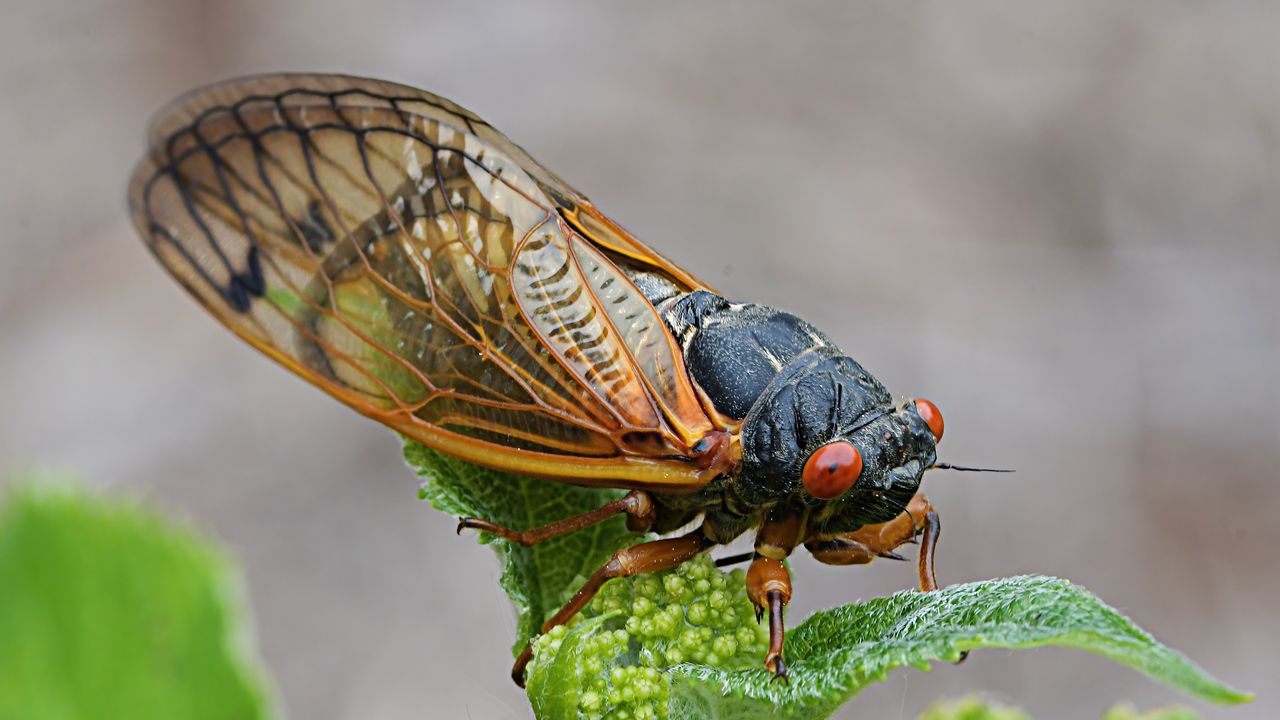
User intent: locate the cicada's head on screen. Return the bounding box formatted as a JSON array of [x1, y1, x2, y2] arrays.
[[735, 349, 943, 532]]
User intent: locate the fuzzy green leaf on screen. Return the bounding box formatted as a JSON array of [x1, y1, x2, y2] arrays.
[[667, 575, 1251, 718], [525, 613, 617, 718], [403, 443, 1251, 718], [405, 440, 643, 653], [0, 483, 273, 720]]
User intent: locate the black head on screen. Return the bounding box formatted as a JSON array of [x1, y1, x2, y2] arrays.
[[735, 347, 943, 532]]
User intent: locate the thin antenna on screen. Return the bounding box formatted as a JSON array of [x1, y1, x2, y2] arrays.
[[931, 462, 1014, 473]]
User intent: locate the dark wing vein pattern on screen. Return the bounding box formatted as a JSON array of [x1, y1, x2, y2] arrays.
[[128, 74, 718, 488]]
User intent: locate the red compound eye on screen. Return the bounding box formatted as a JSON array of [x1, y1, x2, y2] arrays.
[[915, 398, 944, 441], [802, 441, 863, 499]]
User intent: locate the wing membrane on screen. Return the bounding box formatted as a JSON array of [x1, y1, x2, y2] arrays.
[[129, 73, 724, 489]]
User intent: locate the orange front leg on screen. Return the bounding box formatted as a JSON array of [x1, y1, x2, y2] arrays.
[[745, 556, 792, 681], [805, 493, 941, 591], [744, 507, 805, 682], [509, 528, 712, 686]]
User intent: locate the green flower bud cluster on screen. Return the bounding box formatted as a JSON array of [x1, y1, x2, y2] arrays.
[[527, 554, 770, 720]]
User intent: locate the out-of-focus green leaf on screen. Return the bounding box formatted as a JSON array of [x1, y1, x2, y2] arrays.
[[1100, 704, 1202, 720], [0, 482, 273, 720], [918, 696, 1032, 720], [920, 698, 1202, 720]]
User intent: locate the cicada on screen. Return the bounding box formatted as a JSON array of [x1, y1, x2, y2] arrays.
[[129, 74, 963, 684]]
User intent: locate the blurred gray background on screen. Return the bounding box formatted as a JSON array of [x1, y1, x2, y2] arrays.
[[2, 2, 1277, 718]]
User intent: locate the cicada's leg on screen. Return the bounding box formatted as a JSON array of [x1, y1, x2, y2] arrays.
[[912, 507, 962, 661], [745, 556, 792, 681], [804, 493, 941, 592], [457, 490, 654, 546], [916, 507, 940, 593], [510, 528, 713, 686], [741, 507, 804, 681], [713, 550, 756, 567]]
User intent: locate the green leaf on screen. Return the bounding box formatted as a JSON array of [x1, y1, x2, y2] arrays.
[[918, 696, 1032, 720], [403, 443, 1251, 718], [1101, 704, 1202, 720], [525, 613, 617, 718], [918, 698, 1202, 720], [405, 439, 643, 653], [667, 576, 1252, 719], [0, 482, 273, 720]]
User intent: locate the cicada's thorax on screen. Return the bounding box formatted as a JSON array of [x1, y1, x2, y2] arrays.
[[622, 272, 931, 540]]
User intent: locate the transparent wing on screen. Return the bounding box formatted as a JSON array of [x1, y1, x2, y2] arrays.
[[128, 74, 727, 489]]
